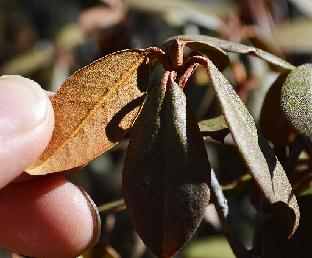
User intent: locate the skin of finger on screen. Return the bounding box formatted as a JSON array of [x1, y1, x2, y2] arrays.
[[12, 163, 87, 184], [0, 175, 99, 258], [0, 79, 54, 188]]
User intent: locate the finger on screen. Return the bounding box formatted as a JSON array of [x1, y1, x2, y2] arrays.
[[0, 175, 100, 258], [0, 75, 54, 188]]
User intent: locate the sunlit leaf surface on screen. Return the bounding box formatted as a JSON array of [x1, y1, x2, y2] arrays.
[[281, 64, 312, 143], [27, 49, 149, 174], [205, 59, 300, 236]]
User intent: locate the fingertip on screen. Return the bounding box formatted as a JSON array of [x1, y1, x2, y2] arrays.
[[0, 75, 54, 188]]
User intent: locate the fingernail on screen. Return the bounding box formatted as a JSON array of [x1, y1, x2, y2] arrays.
[[0, 75, 49, 138], [78, 187, 101, 247]]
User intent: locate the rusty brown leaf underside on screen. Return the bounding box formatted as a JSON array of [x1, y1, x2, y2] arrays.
[[27, 49, 149, 174]]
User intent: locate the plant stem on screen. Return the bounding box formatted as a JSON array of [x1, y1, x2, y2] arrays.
[[145, 47, 171, 71], [98, 199, 126, 214], [209, 169, 250, 258]]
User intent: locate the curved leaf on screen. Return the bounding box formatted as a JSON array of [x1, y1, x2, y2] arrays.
[[281, 64, 312, 143], [27, 49, 149, 174], [205, 60, 300, 236], [123, 72, 210, 258], [169, 35, 295, 71], [260, 72, 292, 146]]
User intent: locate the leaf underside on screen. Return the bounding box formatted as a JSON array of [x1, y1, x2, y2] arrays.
[[27, 49, 149, 174], [123, 73, 210, 258], [281, 64, 312, 143], [167, 35, 295, 71], [205, 60, 300, 237]]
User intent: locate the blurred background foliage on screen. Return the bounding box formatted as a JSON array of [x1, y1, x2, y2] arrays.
[[0, 0, 311, 257]]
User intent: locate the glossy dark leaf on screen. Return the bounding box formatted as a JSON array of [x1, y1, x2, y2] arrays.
[[260, 72, 292, 146], [205, 60, 300, 236], [123, 72, 210, 258], [169, 35, 294, 71], [281, 64, 312, 143], [27, 49, 149, 174]]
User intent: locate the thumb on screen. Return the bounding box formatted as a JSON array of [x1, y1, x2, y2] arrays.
[[0, 75, 54, 188]]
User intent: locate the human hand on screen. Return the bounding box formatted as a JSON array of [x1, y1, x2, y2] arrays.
[[0, 76, 100, 258]]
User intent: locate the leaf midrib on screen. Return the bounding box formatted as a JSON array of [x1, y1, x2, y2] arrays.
[[37, 57, 145, 167]]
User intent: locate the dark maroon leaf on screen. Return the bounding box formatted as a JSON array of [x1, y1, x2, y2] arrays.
[[123, 72, 211, 258]]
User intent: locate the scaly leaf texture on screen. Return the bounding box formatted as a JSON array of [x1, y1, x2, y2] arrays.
[[168, 35, 295, 71], [281, 64, 312, 143], [123, 72, 210, 258], [205, 60, 300, 237], [27, 49, 149, 174]]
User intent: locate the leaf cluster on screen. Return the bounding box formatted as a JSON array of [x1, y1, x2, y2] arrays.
[[26, 34, 312, 258]]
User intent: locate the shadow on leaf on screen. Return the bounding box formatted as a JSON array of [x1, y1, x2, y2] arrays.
[[106, 95, 145, 142]]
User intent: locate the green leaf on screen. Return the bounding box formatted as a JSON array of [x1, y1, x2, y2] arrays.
[[281, 64, 312, 143], [198, 115, 229, 142], [260, 72, 292, 146], [205, 60, 300, 237], [123, 72, 211, 258], [168, 35, 295, 71]]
